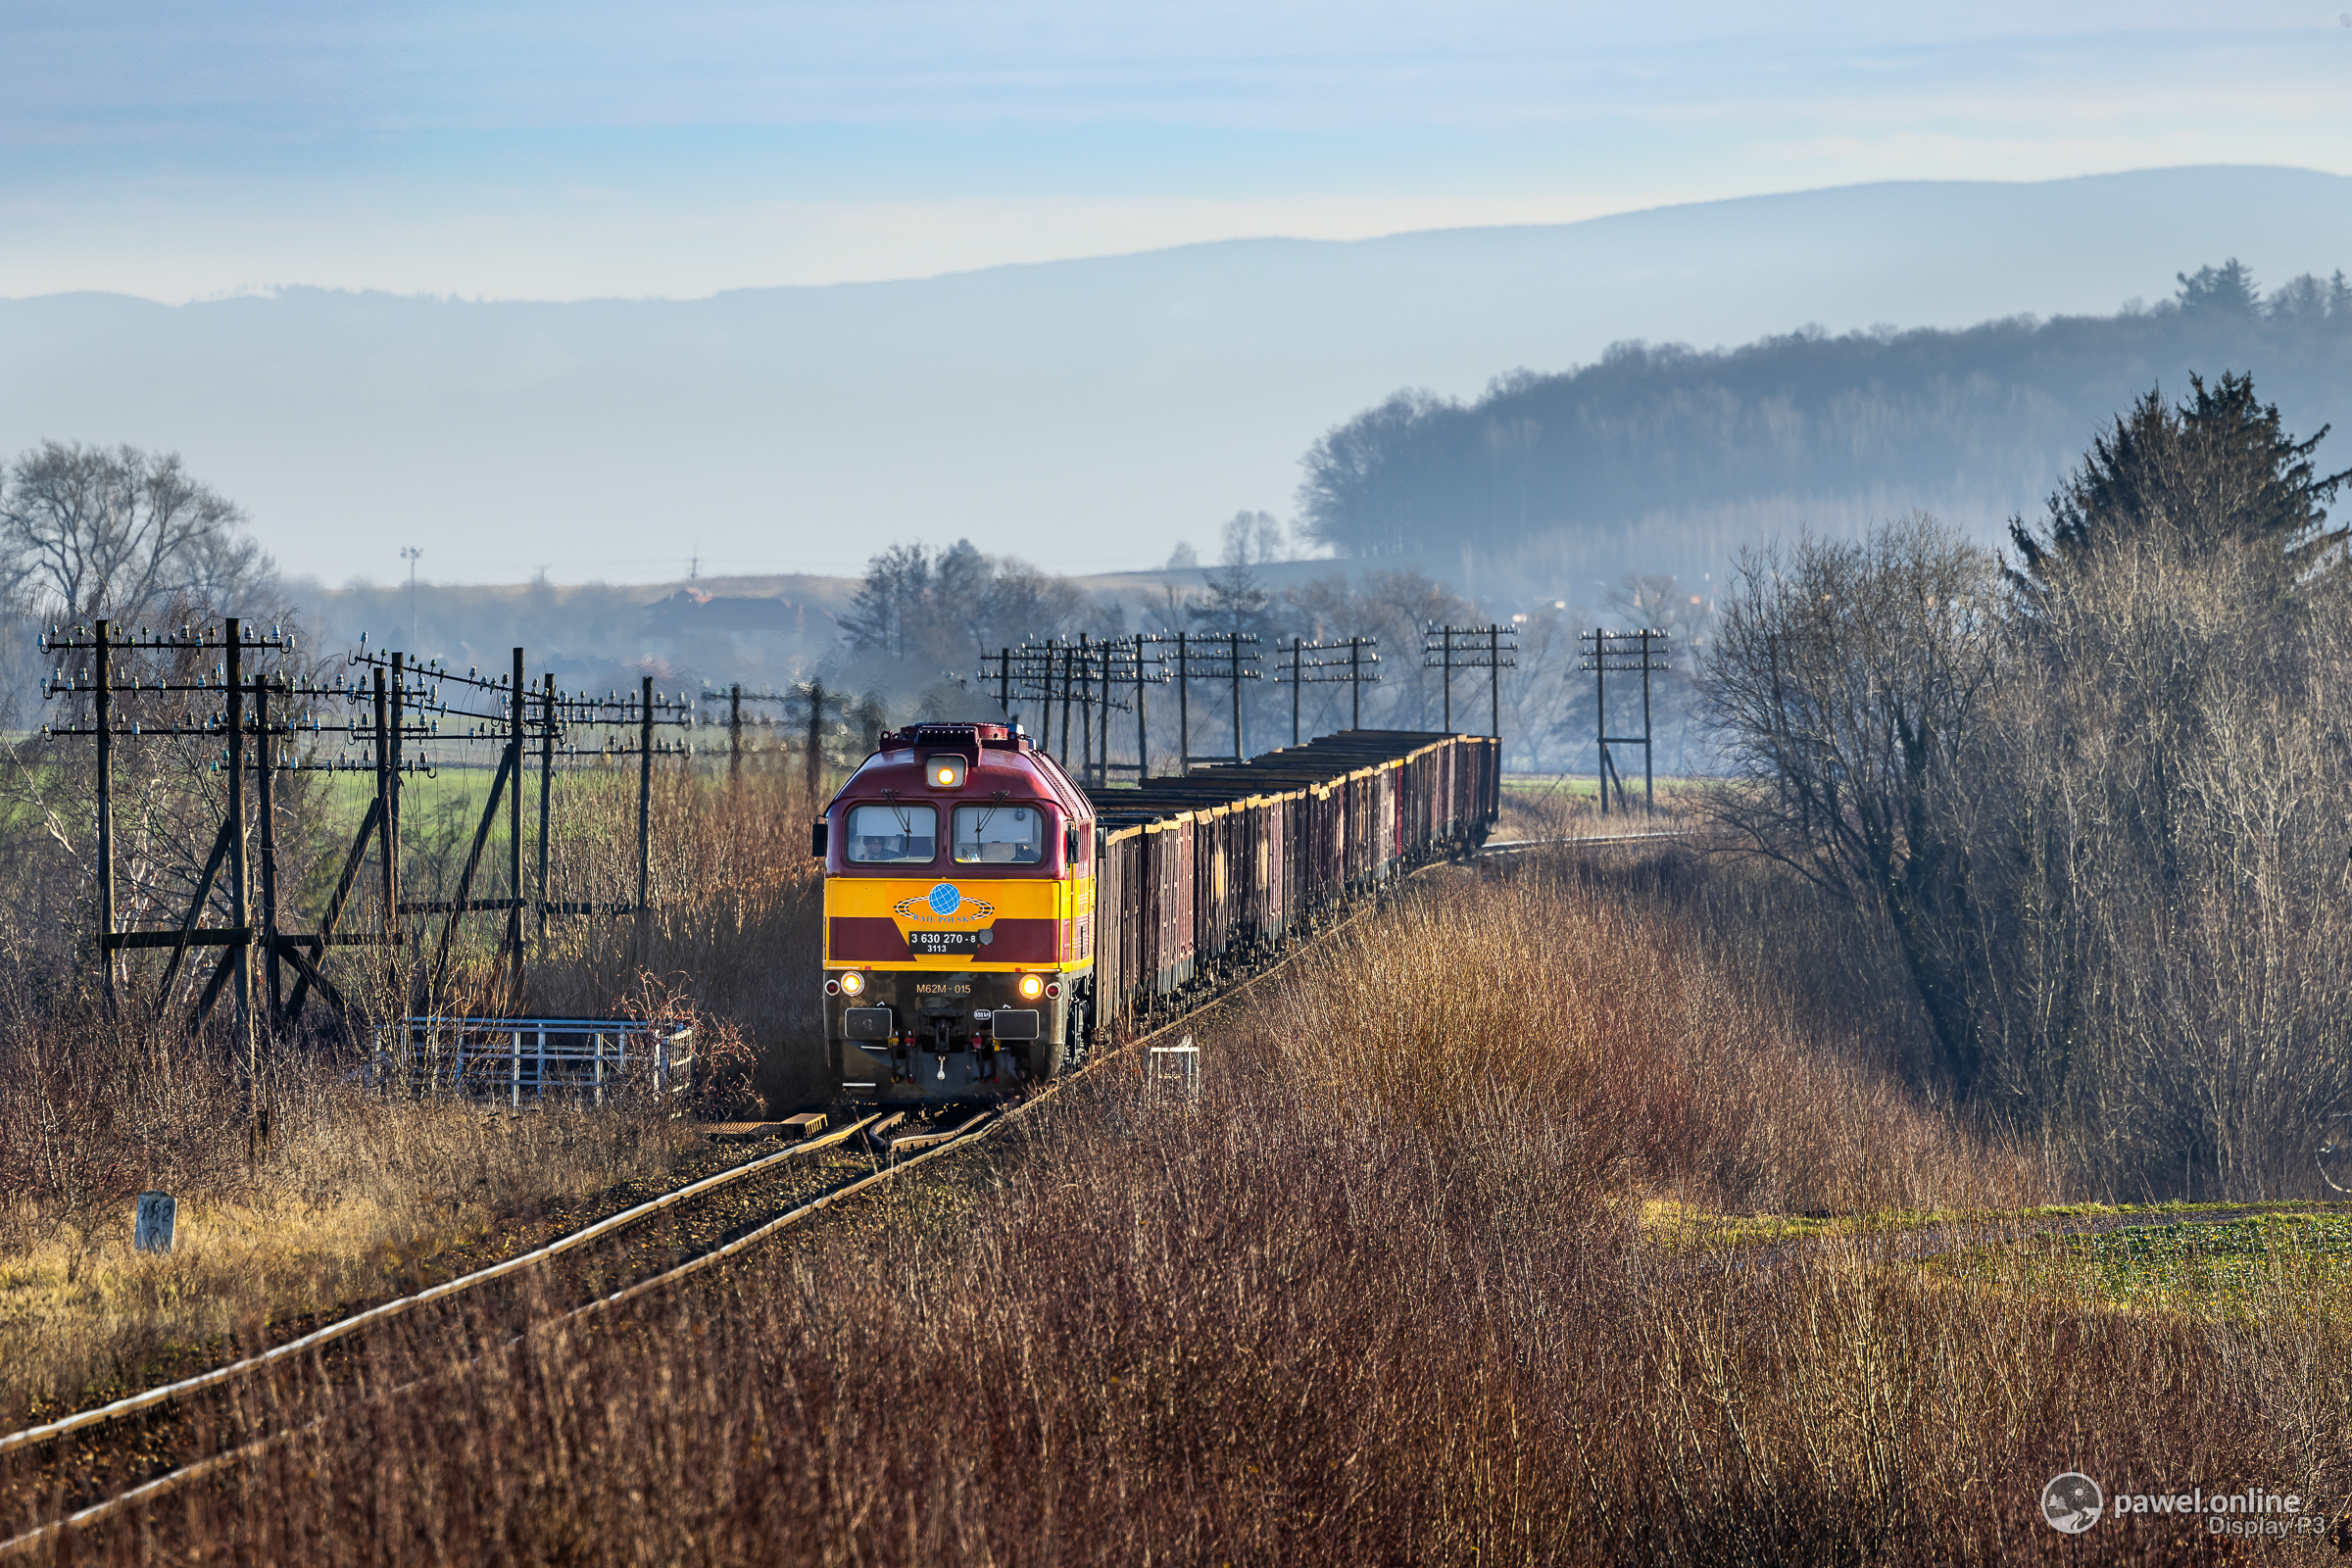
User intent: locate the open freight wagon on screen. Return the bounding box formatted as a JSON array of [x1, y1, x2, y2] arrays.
[[1087, 730, 1498, 1024]]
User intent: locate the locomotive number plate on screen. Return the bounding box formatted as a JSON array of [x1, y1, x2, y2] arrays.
[[908, 929, 983, 956]]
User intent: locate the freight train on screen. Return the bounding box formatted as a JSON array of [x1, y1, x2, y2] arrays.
[[814, 721, 1499, 1103]]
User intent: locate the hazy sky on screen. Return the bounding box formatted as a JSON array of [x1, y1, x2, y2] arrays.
[[7, 1, 2351, 302]]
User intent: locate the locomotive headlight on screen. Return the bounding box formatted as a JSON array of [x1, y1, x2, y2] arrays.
[[839, 971, 865, 997], [927, 756, 967, 790], [1017, 972, 1045, 1001]]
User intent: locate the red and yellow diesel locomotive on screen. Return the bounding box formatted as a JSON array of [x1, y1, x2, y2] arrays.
[[816, 721, 1502, 1105], [815, 722, 1097, 1095]]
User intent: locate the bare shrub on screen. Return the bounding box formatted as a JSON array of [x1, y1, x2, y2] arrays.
[[1703, 503, 2352, 1199], [92, 849, 2332, 1565]]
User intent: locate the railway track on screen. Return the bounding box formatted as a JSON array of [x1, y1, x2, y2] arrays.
[[0, 848, 1427, 1558], [0, 1112, 899, 1552], [1478, 828, 1690, 855]]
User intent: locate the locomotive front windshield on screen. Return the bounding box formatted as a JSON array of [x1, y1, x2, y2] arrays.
[[954, 804, 1044, 864], [845, 803, 937, 863]]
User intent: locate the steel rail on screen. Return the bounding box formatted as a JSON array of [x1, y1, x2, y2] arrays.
[[0, 1112, 879, 1458], [0, 858, 1416, 1553], [559, 867, 1416, 1324], [1478, 829, 1690, 853], [0, 1114, 987, 1562]]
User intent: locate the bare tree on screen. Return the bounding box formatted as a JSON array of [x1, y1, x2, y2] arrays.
[[0, 442, 272, 622], [1699, 515, 2003, 1092], [1220, 511, 1286, 567]]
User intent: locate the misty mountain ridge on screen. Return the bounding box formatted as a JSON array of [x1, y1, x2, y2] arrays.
[[264, 253, 2352, 700], [6, 167, 2351, 594]]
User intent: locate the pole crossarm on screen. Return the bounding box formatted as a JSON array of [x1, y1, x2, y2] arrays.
[[1274, 636, 1384, 683], [1420, 623, 1520, 670], [1160, 632, 1262, 684], [1576, 625, 1674, 674]]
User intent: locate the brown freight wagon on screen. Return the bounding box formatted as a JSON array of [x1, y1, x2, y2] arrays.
[[1087, 730, 1499, 1028]]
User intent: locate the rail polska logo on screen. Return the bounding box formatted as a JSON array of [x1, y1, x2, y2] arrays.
[[893, 882, 997, 923], [2042, 1473, 2104, 1534]]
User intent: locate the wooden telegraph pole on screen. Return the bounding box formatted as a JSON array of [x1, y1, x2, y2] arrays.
[[1578, 628, 1670, 813], [94, 620, 115, 1014], [1421, 624, 1514, 740]]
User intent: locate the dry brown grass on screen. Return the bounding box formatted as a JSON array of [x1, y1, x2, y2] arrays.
[[1494, 775, 1712, 843], [0, 761, 829, 1428], [1277, 854, 2051, 1215], [0, 1021, 690, 1426], [505, 754, 827, 1110], [30, 845, 2341, 1564]]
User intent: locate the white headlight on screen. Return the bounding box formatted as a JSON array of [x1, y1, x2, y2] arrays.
[[840, 971, 865, 997]]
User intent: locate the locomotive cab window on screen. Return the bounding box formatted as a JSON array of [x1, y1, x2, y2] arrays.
[[954, 804, 1044, 864], [844, 803, 937, 863]]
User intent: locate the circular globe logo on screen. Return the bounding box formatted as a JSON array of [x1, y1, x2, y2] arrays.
[[2041, 1473, 2103, 1534], [926, 882, 961, 917]]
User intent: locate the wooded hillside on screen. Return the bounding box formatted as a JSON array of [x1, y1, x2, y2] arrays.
[[1298, 263, 2352, 564]]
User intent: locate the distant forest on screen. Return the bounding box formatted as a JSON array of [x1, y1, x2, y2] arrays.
[[1298, 262, 2352, 564]]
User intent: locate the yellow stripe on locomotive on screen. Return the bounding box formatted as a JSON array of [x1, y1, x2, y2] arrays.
[[821, 872, 1095, 971]]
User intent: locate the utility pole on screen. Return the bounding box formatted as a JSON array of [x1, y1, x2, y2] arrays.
[[1133, 636, 1151, 781], [224, 619, 252, 1076], [1415, 618, 1514, 827], [256, 648, 279, 1024], [1228, 630, 1245, 760], [1578, 628, 1669, 813], [1077, 633, 1093, 783], [1490, 623, 1503, 741], [538, 672, 554, 952], [799, 677, 832, 815], [387, 653, 405, 965], [637, 674, 654, 919], [727, 683, 743, 785], [1058, 642, 1075, 770], [1290, 636, 1302, 747], [1175, 630, 1189, 773], [508, 648, 525, 991], [1422, 624, 1513, 740], [94, 620, 115, 1014], [1440, 625, 1454, 731]]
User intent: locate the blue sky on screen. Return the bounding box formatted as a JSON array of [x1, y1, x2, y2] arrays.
[[6, 1, 2351, 301]]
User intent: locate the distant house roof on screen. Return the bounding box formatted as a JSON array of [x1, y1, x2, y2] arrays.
[[642, 590, 810, 635]]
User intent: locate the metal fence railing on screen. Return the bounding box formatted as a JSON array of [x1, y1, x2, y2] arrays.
[[372, 1015, 695, 1106]]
